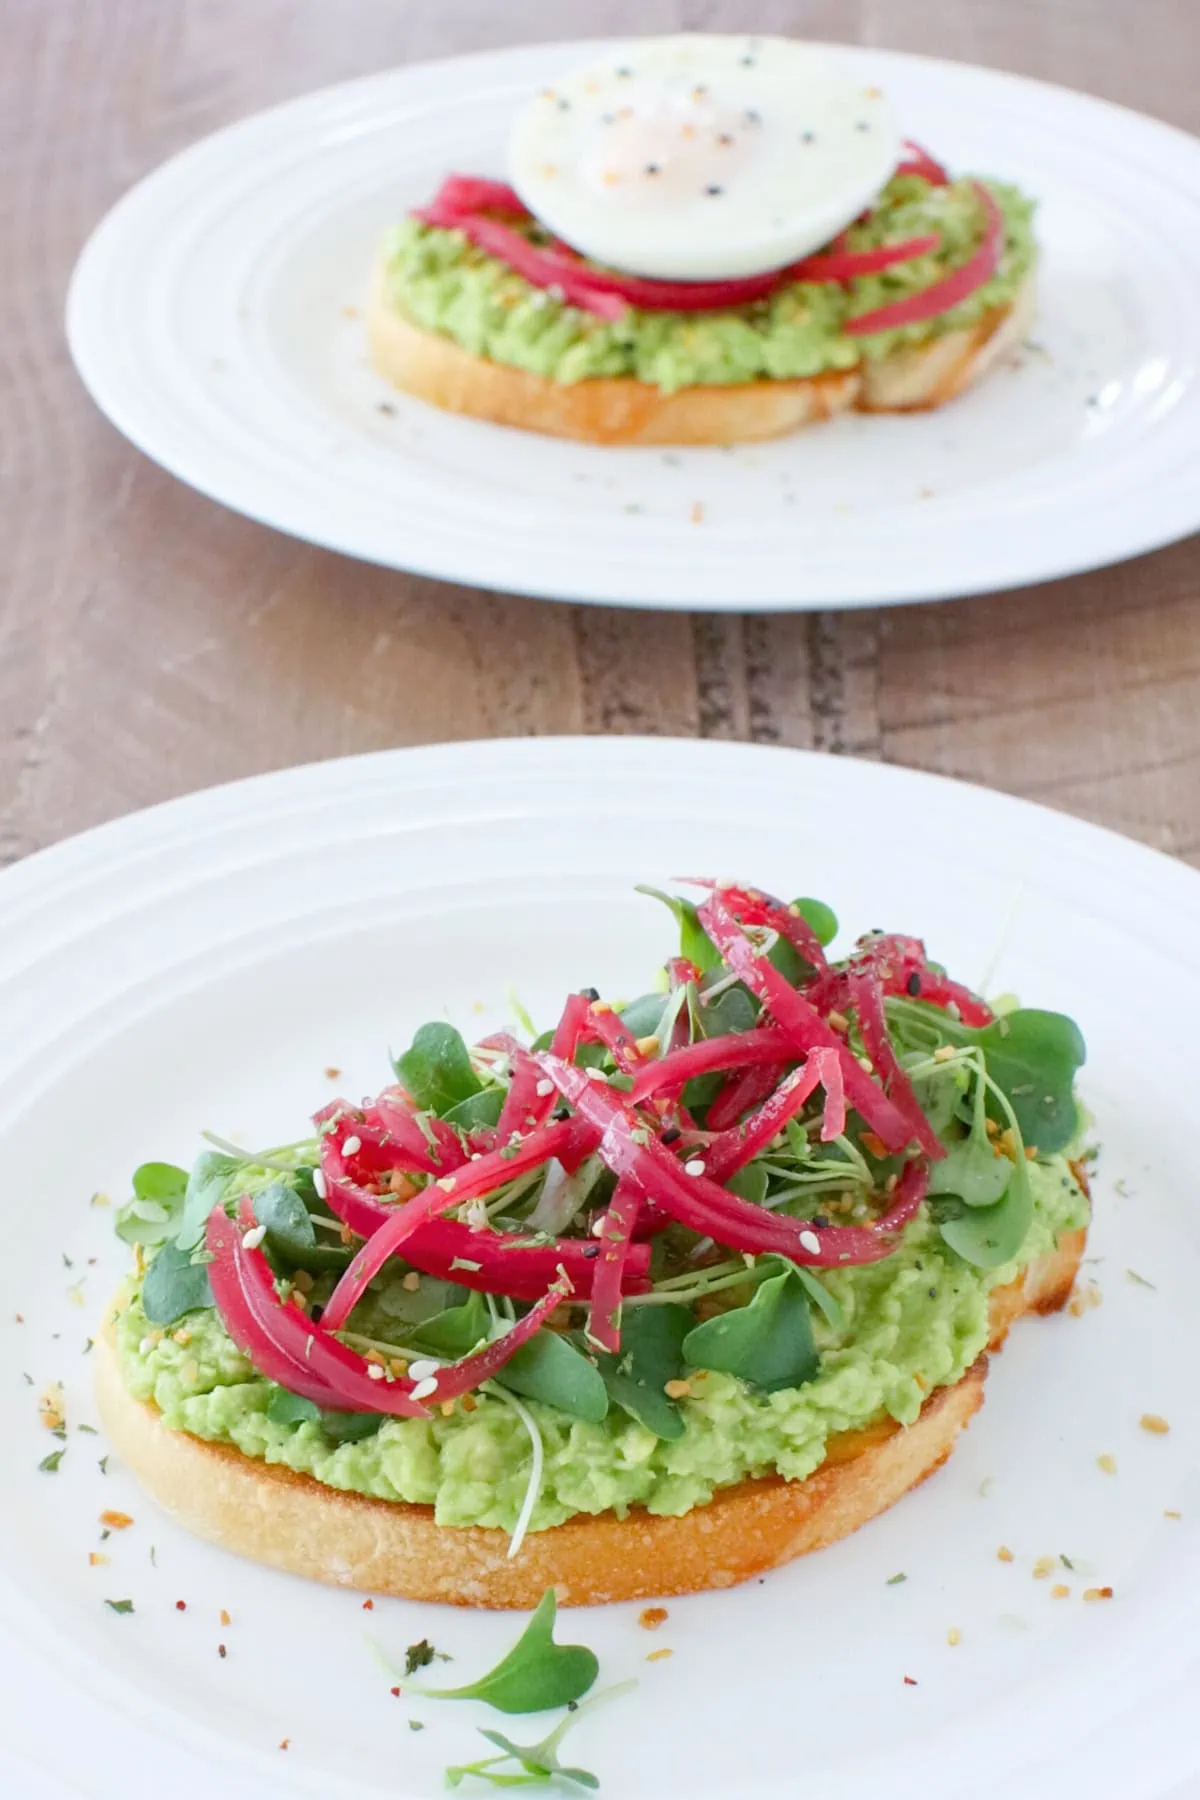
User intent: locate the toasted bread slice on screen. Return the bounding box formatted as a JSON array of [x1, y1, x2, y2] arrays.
[[94, 1225, 1083, 1609], [367, 267, 1033, 446]]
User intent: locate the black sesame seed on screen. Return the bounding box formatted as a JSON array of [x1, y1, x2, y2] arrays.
[[582, 986, 600, 1001], [740, 54, 757, 66], [811, 1214, 830, 1229], [644, 162, 661, 175], [615, 65, 633, 77], [744, 108, 762, 126], [582, 1246, 601, 1260], [856, 120, 871, 131], [704, 184, 724, 197], [928, 1287, 938, 1300], [309, 1304, 324, 1324], [907, 971, 922, 996], [661, 1127, 683, 1145], [552, 1103, 571, 1122]]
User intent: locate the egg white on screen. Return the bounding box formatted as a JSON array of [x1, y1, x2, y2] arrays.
[[507, 35, 902, 282]]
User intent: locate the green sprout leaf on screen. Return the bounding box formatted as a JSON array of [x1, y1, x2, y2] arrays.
[[104, 1598, 134, 1615], [635, 887, 723, 975], [140, 1239, 215, 1326], [497, 1332, 610, 1424], [886, 999, 1085, 1156], [252, 1180, 350, 1272], [938, 1159, 1034, 1270], [114, 1162, 189, 1247], [393, 1023, 482, 1117], [683, 1266, 819, 1393], [595, 1303, 691, 1440], [927, 1135, 1014, 1208], [792, 898, 838, 947], [973, 1011, 1085, 1154], [175, 1151, 239, 1253], [444, 1682, 634, 1791], [444, 1088, 506, 1133], [264, 1388, 381, 1443], [412, 1588, 598, 1715]]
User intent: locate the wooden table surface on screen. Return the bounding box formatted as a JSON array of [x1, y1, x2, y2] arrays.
[[3, 0, 1199, 868]]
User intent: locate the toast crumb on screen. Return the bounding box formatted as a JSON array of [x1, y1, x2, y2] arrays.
[[1139, 1413, 1169, 1435], [639, 1606, 669, 1629], [946, 1627, 962, 1646], [1083, 1586, 1114, 1602], [1032, 1556, 1056, 1580], [1050, 1584, 1069, 1599], [996, 1545, 1014, 1562], [1096, 1454, 1117, 1474]]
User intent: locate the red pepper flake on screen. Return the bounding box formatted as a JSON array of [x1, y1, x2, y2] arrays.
[[279, 1738, 290, 1751], [324, 1066, 342, 1080], [218, 1644, 227, 1658], [390, 1686, 402, 1698], [362, 1598, 375, 1610], [175, 1600, 187, 1611], [638, 1606, 668, 1630], [903, 1675, 918, 1686]]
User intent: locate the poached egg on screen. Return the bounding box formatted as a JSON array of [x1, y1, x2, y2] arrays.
[[507, 35, 902, 282]]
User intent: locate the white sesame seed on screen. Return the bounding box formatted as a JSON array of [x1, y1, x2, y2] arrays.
[[411, 1377, 439, 1402], [684, 1158, 706, 1177], [139, 1336, 155, 1355], [311, 1169, 328, 1200], [242, 1224, 267, 1250], [407, 1359, 440, 1381], [341, 1135, 362, 1156], [367, 1363, 385, 1381], [591, 1216, 607, 1236], [436, 1176, 457, 1192], [799, 1229, 821, 1254], [535, 1078, 555, 1097], [585, 1067, 606, 1082]]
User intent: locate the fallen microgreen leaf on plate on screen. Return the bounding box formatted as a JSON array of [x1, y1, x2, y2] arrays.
[[406, 1589, 598, 1715], [445, 1682, 636, 1791]]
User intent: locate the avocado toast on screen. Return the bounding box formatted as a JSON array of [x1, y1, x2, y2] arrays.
[[96, 879, 1089, 1607]]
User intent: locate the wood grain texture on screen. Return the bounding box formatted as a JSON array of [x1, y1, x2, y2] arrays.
[[2, 0, 1199, 865]]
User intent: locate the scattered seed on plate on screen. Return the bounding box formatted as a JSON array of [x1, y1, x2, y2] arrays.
[[1096, 1453, 1117, 1474], [946, 1627, 962, 1646], [1140, 1413, 1170, 1435], [1032, 1556, 1057, 1580], [1083, 1586, 1114, 1602], [1051, 1584, 1070, 1600], [646, 1647, 673, 1662], [997, 1546, 1014, 1563]]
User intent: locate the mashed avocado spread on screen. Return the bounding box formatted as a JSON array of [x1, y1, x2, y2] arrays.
[[380, 175, 1037, 394], [113, 1156, 1086, 1534]]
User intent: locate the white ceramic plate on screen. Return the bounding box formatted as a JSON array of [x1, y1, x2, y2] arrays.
[[1, 736, 1198, 1799], [66, 38, 1200, 611]]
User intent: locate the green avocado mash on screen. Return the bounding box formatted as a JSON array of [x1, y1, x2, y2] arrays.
[[113, 1155, 1086, 1534], [380, 175, 1037, 394]]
